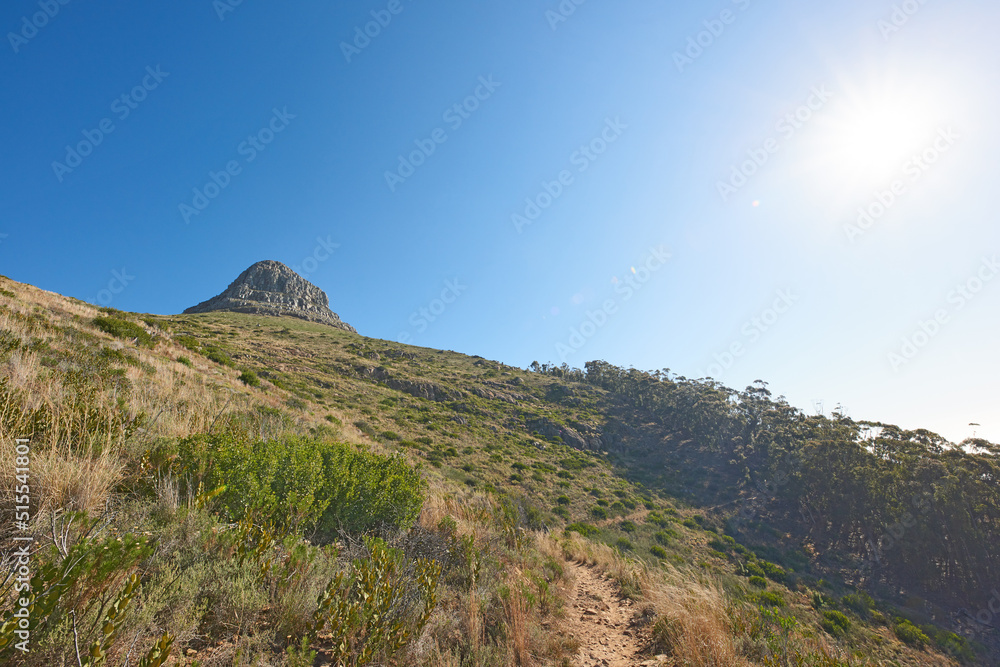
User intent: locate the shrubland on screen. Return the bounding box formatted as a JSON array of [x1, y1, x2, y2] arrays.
[[0, 274, 995, 665]]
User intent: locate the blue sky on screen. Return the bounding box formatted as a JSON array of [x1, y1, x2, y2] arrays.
[[2, 0, 998, 443]]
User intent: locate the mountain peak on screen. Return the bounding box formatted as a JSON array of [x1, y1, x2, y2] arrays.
[[182, 260, 356, 332]]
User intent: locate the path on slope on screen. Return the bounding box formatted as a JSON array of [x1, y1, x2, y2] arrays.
[[561, 560, 664, 667]]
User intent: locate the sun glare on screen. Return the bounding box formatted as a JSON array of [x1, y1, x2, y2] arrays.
[[798, 69, 961, 202]]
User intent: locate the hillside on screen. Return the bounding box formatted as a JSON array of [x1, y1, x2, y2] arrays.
[[1, 272, 997, 666]]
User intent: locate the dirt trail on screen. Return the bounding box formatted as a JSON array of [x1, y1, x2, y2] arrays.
[[559, 560, 665, 667]]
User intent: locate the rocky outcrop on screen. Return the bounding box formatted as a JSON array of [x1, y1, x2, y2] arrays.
[[183, 260, 355, 332]]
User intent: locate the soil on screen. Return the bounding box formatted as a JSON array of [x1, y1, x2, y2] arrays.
[[559, 559, 666, 667]]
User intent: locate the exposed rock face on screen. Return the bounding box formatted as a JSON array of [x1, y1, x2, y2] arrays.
[[183, 260, 356, 332]]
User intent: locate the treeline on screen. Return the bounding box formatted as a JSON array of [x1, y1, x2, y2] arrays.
[[532, 360, 1000, 607]]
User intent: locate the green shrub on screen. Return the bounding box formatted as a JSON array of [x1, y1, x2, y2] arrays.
[[177, 434, 425, 537], [653, 531, 673, 545], [615, 537, 633, 552], [841, 591, 873, 616], [821, 610, 851, 637], [759, 560, 786, 583], [650, 545, 668, 559], [749, 576, 768, 589], [379, 430, 401, 441], [311, 538, 440, 666], [177, 356, 193, 367], [556, 495, 570, 505], [174, 334, 201, 351], [892, 618, 929, 646], [590, 506, 608, 520], [755, 591, 786, 607], [203, 346, 235, 367], [596, 499, 609, 507], [238, 369, 260, 387], [93, 316, 154, 347], [619, 520, 636, 533], [566, 523, 600, 538], [325, 415, 342, 425]]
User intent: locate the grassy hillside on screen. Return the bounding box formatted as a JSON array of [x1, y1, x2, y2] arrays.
[[0, 273, 995, 666]]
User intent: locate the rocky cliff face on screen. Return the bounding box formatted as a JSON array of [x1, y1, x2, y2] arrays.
[[183, 260, 356, 332]]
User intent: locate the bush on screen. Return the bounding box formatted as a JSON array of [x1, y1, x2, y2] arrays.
[[177, 356, 193, 367], [311, 538, 440, 666], [619, 520, 636, 533], [590, 506, 608, 520], [893, 618, 929, 646], [650, 545, 668, 559], [174, 334, 201, 351], [841, 591, 873, 616], [238, 369, 260, 387], [653, 531, 673, 545], [177, 434, 425, 537], [566, 523, 600, 538], [615, 537, 633, 552], [93, 316, 154, 347], [556, 495, 570, 505], [748, 576, 768, 589], [755, 591, 786, 607], [759, 560, 786, 583], [821, 610, 851, 637], [204, 346, 236, 367]]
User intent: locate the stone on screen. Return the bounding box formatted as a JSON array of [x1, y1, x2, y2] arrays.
[[183, 260, 355, 332]]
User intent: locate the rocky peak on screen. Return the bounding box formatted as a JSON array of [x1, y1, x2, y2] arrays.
[[183, 260, 356, 332]]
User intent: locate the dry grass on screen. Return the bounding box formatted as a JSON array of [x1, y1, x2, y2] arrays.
[[547, 532, 751, 667]]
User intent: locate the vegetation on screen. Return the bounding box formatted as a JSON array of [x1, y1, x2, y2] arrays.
[[0, 276, 994, 665]]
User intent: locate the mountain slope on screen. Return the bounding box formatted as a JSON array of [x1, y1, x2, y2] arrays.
[[0, 273, 994, 666]]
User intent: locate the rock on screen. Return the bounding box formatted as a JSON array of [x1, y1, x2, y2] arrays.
[[183, 260, 355, 332]]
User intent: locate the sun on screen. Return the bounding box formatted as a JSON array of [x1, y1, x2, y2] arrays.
[[799, 68, 956, 199]]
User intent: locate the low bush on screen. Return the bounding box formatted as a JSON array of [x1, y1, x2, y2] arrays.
[[821, 610, 851, 637], [893, 618, 929, 646], [566, 523, 600, 538], [176, 434, 425, 537], [239, 369, 260, 387], [93, 316, 155, 347]]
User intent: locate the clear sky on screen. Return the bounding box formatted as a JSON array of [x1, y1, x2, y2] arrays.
[[2, 0, 997, 443]]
